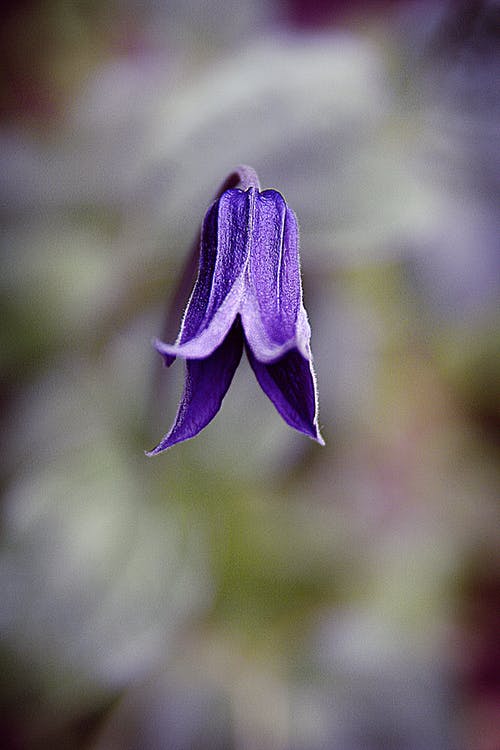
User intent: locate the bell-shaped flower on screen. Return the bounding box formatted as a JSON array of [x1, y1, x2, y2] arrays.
[[147, 167, 323, 454]]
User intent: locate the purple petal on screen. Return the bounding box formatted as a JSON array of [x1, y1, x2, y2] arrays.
[[246, 344, 324, 444], [154, 189, 253, 364], [147, 320, 244, 454], [241, 191, 310, 362]]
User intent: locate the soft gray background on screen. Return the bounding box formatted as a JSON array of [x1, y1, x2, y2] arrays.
[[1, 1, 499, 748]]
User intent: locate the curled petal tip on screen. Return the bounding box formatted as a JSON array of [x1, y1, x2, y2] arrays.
[[303, 419, 325, 446], [314, 429, 326, 447], [152, 337, 176, 367]]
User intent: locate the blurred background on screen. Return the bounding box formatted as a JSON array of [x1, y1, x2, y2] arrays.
[[1, 1, 499, 748]]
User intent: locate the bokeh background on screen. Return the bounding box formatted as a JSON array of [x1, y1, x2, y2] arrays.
[[1, 1, 499, 748]]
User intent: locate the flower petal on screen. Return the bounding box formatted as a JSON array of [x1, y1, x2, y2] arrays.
[[147, 320, 244, 454], [154, 189, 253, 364], [246, 343, 324, 444], [241, 190, 310, 362]]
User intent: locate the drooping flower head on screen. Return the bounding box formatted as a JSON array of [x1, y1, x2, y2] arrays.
[[147, 166, 323, 454]]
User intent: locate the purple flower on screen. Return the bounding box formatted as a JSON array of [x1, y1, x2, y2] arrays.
[[147, 166, 323, 454]]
